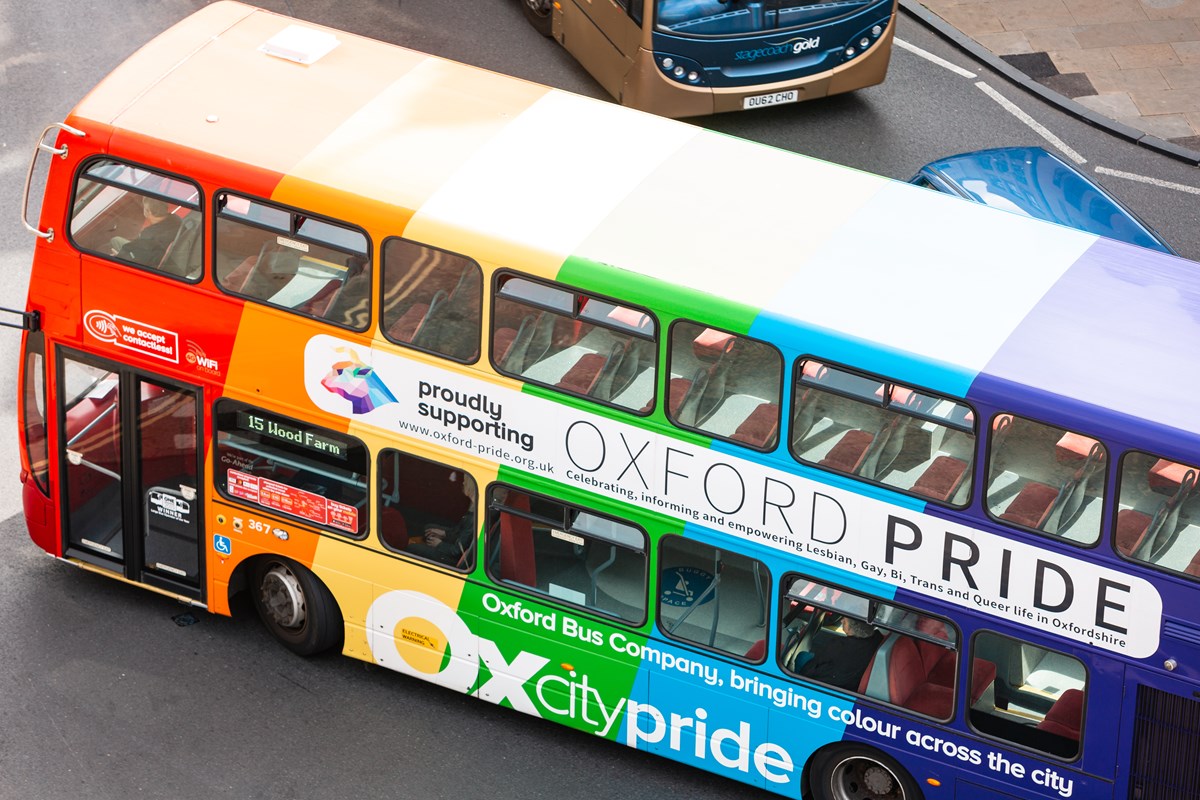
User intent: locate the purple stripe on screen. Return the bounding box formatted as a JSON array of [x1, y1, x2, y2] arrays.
[[976, 237, 1200, 439]]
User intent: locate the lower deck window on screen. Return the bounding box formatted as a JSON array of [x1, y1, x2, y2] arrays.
[[214, 401, 368, 537], [377, 449, 476, 570], [779, 576, 964, 721], [969, 631, 1087, 760], [658, 535, 769, 661], [485, 486, 647, 624]]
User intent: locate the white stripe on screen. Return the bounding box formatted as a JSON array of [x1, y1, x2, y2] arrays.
[[408, 91, 696, 267], [894, 37, 977, 79], [975, 82, 1087, 165], [1095, 166, 1200, 196]]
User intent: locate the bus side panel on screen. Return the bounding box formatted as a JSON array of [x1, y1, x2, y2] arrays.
[[558, 0, 635, 102]]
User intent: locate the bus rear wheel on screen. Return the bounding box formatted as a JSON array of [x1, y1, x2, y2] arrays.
[[251, 558, 343, 656], [809, 744, 922, 800], [522, 0, 553, 36]]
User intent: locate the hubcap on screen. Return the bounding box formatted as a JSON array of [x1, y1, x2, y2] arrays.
[[260, 564, 306, 629], [831, 756, 903, 800]]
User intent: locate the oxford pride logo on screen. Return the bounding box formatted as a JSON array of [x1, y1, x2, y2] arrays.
[[320, 346, 398, 414]]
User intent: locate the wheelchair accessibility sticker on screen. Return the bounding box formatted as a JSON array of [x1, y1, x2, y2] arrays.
[[213, 534, 232, 556]]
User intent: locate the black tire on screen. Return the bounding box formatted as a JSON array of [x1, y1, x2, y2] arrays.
[[251, 558, 343, 656], [522, 0, 553, 36], [809, 744, 923, 800]]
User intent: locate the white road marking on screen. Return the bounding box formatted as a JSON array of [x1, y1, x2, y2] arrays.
[[894, 37, 977, 79], [975, 81, 1087, 165], [1095, 166, 1200, 195]]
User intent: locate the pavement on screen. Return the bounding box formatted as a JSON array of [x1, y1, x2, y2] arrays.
[[901, 0, 1200, 164]]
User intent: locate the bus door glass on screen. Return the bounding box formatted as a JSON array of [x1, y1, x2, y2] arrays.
[[1120, 666, 1200, 797], [560, 0, 640, 98], [59, 351, 202, 597]]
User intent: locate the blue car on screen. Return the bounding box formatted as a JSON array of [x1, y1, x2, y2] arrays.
[[909, 146, 1177, 255]]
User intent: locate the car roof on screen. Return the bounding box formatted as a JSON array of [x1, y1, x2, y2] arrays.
[[912, 146, 1177, 255]]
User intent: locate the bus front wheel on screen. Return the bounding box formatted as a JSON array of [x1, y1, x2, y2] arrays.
[[809, 744, 923, 800], [251, 558, 343, 656], [522, 0, 553, 36]]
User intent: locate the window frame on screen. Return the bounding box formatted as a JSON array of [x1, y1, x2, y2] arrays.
[[789, 356, 977, 508], [68, 156, 204, 281], [966, 628, 1089, 762], [213, 190, 372, 331], [657, 533, 772, 663], [380, 236, 483, 364], [376, 448, 478, 571], [489, 270, 658, 415], [484, 483, 650, 626], [983, 411, 1109, 548], [212, 399, 370, 539], [665, 319, 784, 452], [777, 573, 961, 721]]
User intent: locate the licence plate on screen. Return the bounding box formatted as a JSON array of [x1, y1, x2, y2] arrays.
[[743, 89, 799, 110]]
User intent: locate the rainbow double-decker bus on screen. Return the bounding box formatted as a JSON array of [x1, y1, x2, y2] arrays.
[[17, 4, 1200, 799]]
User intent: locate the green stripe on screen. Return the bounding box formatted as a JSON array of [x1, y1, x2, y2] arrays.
[[556, 255, 760, 336]]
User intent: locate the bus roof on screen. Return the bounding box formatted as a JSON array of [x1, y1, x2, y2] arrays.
[[70, 1, 1200, 447]]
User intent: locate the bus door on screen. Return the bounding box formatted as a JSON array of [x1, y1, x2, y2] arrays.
[[1118, 664, 1200, 797], [559, 0, 640, 100], [58, 349, 204, 600]]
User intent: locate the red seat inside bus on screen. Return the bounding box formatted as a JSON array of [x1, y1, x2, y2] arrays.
[[498, 491, 536, 587], [1036, 688, 1083, 740], [556, 352, 608, 396], [859, 618, 996, 719], [820, 429, 875, 474], [912, 456, 969, 502], [999, 481, 1060, 529], [731, 402, 778, 448]]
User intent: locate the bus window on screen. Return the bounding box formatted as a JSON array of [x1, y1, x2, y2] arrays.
[[1115, 451, 1200, 578], [659, 535, 769, 661], [69, 158, 203, 280], [21, 333, 49, 494], [485, 486, 647, 624], [215, 192, 370, 330], [492, 274, 656, 412], [377, 450, 477, 571], [214, 401, 369, 538], [779, 576, 961, 720], [970, 631, 1087, 760], [791, 359, 975, 506], [986, 415, 1107, 544], [382, 239, 482, 363], [667, 321, 782, 450]]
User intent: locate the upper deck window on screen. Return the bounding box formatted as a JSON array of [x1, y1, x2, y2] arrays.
[[215, 192, 370, 330], [491, 274, 657, 413], [791, 359, 975, 506], [382, 238, 482, 363], [1114, 451, 1200, 579], [667, 321, 782, 450], [985, 414, 1107, 545], [69, 159, 203, 280]]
